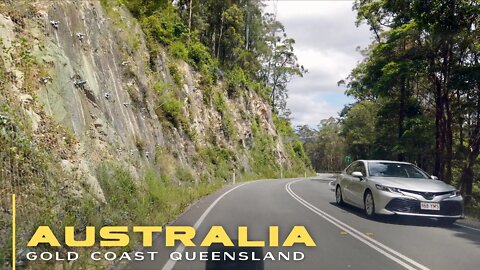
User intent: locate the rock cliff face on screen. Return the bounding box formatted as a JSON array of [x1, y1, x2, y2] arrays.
[[0, 1, 309, 267]]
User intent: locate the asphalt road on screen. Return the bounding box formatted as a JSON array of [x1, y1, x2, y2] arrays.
[[125, 175, 480, 270]]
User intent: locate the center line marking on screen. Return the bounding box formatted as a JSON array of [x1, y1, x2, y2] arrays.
[[286, 180, 430, 270]]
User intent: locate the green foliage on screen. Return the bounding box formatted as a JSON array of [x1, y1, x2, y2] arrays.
[[124, 0, 304, 117], [159, 93, 183, 126], [169, 41, 189, 60], [273, 115, 295, 137], [296, 118, 346, 172], [0, 104, 86, 267], [341, 100, 378, 160], [123, 0, 169, 17], [141, 6, 187, 55], [153, 81, 169, 95], [176, 166, 195, 183], [212, 91, 236, 140], [96, 164, 222, 227], [213, 91, 227, 113], [247, 118, 279, 178], [348, 0, 480, 200], [292, 140, 306, 159], [188, 42, 213, 69], [97, 165, 138, 212], [202, 84, 214, 105], [372, 97, 434, 163], [199, 146, 236, 181], [101, 0, 129, 29], [273, 115, 312, 175], [221, 114, 236, 141], [154, 81, 183, 128], [168, 62, 184, 87], [226, 66, 246, 98]]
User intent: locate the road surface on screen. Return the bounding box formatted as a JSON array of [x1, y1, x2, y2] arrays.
[[125, 175, 480, 270]]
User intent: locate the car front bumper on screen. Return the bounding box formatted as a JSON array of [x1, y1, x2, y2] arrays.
[[372, 189, 464, 218]]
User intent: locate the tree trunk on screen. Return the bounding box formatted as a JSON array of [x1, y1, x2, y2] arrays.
[[442, 42, 454, 184], [397, 79, 406, 161], [211, 26, 216, 56], [433, 75, 445, 179], [460, 151, 478, 204], [245, 0, 250, 50], [188, 0, 193, 43], [460, 123, 480, 204], [457, 90, 463, 147], [444, 90, 453, 183], [216, 15, 224, 60]]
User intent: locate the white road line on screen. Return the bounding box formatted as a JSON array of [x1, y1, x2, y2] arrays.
[[457, 224, 480, 232], [286, 180, 431, 270], [162, 182, 251, 270]]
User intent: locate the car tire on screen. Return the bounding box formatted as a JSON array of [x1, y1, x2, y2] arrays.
[[335, 186, 344, 205], [364, 190, 375, 218], [438, 218, 456, 227]]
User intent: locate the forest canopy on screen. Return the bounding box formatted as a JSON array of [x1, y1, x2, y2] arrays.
[[298, 0, 480, 210]]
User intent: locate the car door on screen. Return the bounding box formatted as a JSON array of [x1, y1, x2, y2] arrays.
[[348, 161, 367, 206], [341, 162, 358, 204]]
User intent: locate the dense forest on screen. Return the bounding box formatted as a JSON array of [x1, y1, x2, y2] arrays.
[[299, 0, 480, 209]]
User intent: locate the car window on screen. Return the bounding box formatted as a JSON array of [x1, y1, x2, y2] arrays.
[[354, 162, 367, 176], [368, 162, 429, 178], [345, 162, 357, 175]]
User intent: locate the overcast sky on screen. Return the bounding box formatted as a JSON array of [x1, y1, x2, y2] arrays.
[[265, 1, 373, 128]]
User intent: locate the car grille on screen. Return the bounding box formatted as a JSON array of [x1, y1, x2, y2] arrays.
[[398, 189, 451, 200], [385, 198, 463, 216]]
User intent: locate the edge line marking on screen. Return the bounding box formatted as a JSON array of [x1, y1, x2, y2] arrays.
[[162, 182, 251, 270]]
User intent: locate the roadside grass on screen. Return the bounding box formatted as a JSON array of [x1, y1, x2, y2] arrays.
[[96, 164, 223, 228]]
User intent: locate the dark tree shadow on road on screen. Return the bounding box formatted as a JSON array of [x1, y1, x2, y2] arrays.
[[328, 202, 480, 246], [330, 202, 464, 227]]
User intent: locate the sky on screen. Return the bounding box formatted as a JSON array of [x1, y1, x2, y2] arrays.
[[265, 1, 373, 128]]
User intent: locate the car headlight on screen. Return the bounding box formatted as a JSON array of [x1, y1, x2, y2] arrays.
[[449, 190, 461, 198], [375, 184, 401, 193]]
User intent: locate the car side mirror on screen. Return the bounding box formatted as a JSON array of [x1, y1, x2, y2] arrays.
[[352, 171, 364, 179], [430, 175, 438, 180]]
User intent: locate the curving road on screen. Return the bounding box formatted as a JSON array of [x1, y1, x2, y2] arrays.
[[125, 176, 480, 270]]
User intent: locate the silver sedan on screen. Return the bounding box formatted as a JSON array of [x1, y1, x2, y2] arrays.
[[333, 160, 464, 225]]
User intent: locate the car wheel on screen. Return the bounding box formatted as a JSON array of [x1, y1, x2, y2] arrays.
[[336, 186, 344, 205], [364, 191, 375, 218], [438, 218, 456, 227]]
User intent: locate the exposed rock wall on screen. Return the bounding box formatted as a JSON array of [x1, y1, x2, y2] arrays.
[[0, 1, 309, 267]]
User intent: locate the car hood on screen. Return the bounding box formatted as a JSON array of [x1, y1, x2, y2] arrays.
[[369, 177, 455, 192]]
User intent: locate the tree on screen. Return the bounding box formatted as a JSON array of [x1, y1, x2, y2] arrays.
[[296, 118, 346, 172], [341, 101, 378, 160], [348, 0, 480, 198], [260, 13, 306, 115]]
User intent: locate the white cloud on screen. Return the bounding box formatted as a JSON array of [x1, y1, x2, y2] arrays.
[[288, 93, 340, 127], [266, 1, 355, 19], [295, 48, 360, 81]]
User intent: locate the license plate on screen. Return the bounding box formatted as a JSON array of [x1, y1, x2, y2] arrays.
[[420, 202, 440, 210]]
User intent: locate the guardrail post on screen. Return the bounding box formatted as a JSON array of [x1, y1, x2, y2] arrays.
[[233, 169, 236, 184]]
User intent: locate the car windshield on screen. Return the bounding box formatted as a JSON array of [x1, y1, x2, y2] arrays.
[[368, 162, 429, 179]]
